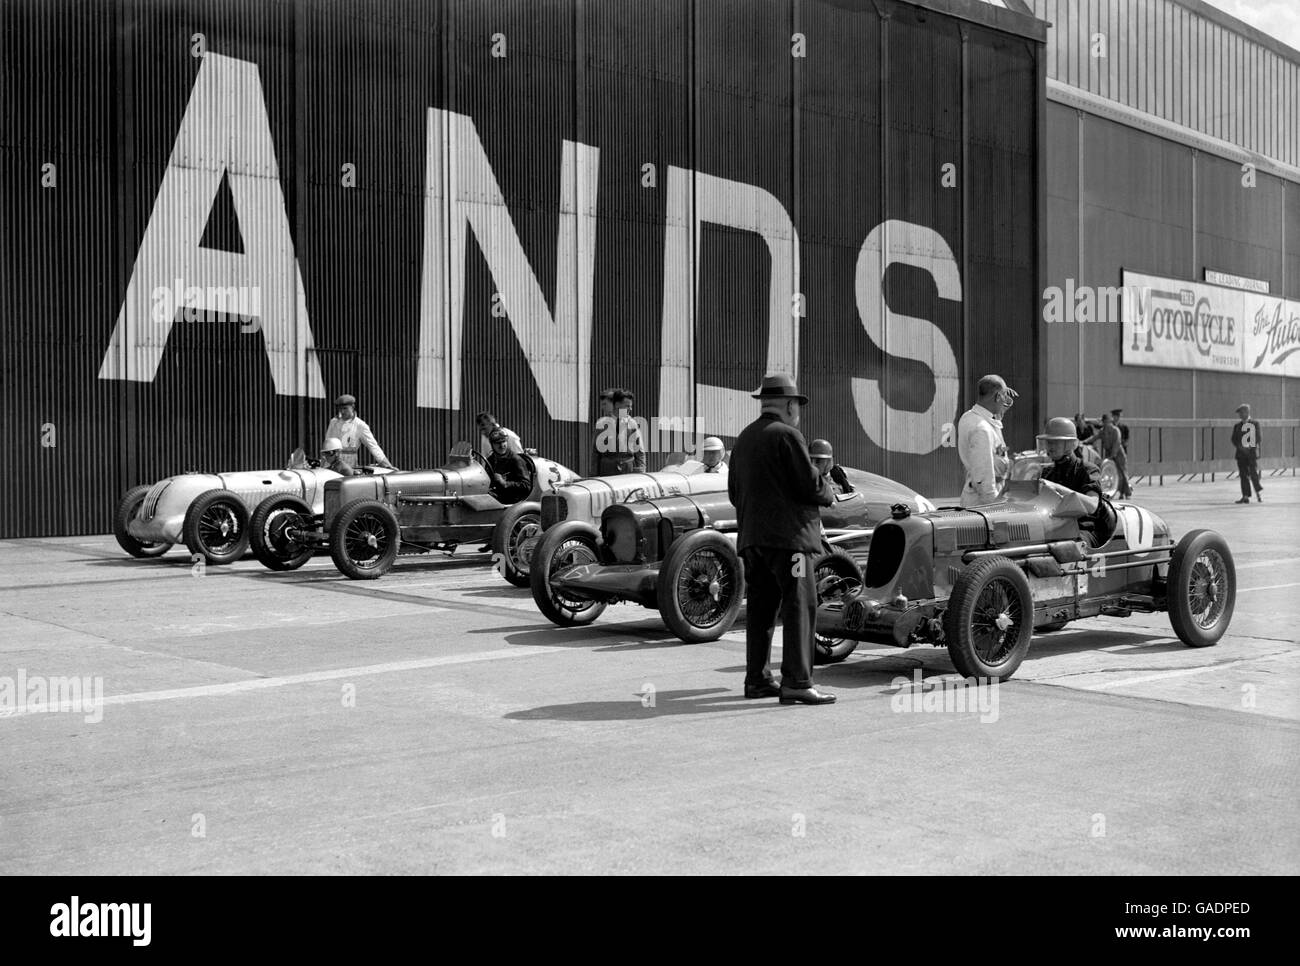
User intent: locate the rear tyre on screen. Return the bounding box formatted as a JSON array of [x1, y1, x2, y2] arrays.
[[330, 499, 400, 579], [812, 548, 863, 665], [657, 530, 745, 644], [250, 495, 317, 571], [944, 556, 1033, 681], [493, 502, 542, 588], [183, 489, 250, 565], [530, 522, 606, 626], [114, 485, 172, 558], [1167, 529, 1234, 647]]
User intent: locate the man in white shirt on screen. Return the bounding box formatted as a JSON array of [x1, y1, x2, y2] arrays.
[[957, 375, 1018, 506], [325, 394, 394, 470]]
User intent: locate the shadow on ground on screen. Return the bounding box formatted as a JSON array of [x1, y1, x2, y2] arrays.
[[505, 687, 766, 721]]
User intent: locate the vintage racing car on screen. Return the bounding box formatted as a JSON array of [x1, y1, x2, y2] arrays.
[[113, 451, 390, 565], [530, 467, 935, 651], [810, 453, 1235, 680], [503, 458, 736, 585], [248, 442, 578, 580]]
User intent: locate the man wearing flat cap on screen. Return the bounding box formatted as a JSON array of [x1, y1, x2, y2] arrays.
[[728, 374, 836, 706], [324, 394, 394, 470], [1230, 403, 1262, 504], [957, 374, 1017, 506]]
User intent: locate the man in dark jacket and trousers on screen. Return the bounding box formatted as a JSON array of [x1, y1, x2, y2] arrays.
[[729, 374, 836, 706], [486, 428, 534, 505], [1231, 403, 1262, 503], [1039, 417, 1103, 497]]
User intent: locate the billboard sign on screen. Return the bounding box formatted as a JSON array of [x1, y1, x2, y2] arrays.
[[1122, 270, 1298, 377]]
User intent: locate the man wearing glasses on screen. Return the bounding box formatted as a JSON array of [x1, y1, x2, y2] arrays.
[[957, 374, 1017, 507]]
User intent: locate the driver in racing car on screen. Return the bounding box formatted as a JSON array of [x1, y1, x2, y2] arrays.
[[318, 437, 355, 476], [486, 428, 534, 505], [809, 439, 854, 494], [1038, 417, 1102, 498]]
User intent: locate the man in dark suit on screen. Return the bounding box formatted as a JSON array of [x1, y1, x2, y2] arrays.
[[1039, 417, 1103, 498], [728, 374, 836, 706], [1231, 403, 1262, 504]]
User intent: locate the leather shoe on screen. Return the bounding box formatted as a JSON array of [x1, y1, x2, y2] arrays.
[[1235, 497, 1250, 504], [744, 680, 781, 699], [779, 685, 837, 705]]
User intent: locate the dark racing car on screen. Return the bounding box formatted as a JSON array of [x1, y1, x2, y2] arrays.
[[248, 442, 577, 580], [812, 453, 1235, 680], [529, 467, 934, 651]]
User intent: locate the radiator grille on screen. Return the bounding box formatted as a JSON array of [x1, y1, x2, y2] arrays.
[[541, 494, 567, 529]]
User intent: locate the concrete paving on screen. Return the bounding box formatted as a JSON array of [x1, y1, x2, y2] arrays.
[[1, 475, 1297, 874]]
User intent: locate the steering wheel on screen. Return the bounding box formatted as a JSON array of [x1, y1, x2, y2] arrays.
[[471, 450, 489, 471]]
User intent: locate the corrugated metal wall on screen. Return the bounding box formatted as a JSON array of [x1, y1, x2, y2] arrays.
[[1, 0, 1044, 537], [1032, 0, 1299, 169], [1044, 101, 1299, 440], [1039, 0, 1300, 459]]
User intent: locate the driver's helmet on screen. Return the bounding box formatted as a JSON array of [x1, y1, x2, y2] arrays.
[[320, 436, 344, 456], [1036, 416, 1079, 446], [809, 438, 834, 474], [488, 428, 509, 447]]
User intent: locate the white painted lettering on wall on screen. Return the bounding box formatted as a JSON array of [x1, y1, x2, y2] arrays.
[[852, 220, 961, 455], [417, 108, 599, 423], [99, 54, 325, 397], [101, 56, 965, 454]]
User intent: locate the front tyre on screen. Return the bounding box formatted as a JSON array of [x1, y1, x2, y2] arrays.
[[330, 499, 400, 579], [812, 548, 863, 665], [250, 495, 317, 571], [529, 522, 606, 626], [944, 556, 1033, 681], [656, 530, 744, 644], [1098, 458, 1120, 499], [183, 489, 250, 565], [492, 502, 542, 588], [1167, 529, 1234, 647], [114, 485, 173, 558]]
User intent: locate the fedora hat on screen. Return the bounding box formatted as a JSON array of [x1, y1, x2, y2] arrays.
[[751, 374, 808, 404]]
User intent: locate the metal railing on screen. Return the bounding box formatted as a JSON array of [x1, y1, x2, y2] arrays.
[[1095, 418, 1300, 486]]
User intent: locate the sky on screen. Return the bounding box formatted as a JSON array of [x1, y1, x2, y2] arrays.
[[1199, 0, 1300, 53]]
